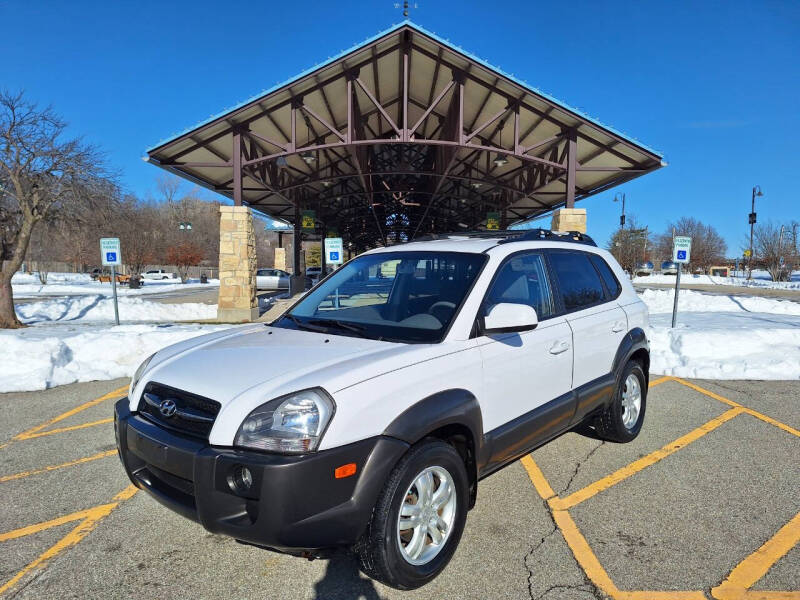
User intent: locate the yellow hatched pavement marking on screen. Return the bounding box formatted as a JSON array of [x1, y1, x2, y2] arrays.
[[0, 385, 127, 449], [712, 512, 800, 600], [0, 450, 117, 483], [552, 406, 743, 510], [0, 485, 138, 596], [674, 378, 800, 438], [520, 378, 800, 599]]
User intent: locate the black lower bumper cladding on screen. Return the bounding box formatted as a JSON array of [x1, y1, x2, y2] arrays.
[[114, 398, 408, 553]]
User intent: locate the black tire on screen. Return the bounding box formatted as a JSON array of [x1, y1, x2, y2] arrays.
[[356, 439, 469, 590], [594, 360, 647, 443]]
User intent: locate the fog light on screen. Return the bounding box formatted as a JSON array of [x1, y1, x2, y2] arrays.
[[228, 465, 253, 493]]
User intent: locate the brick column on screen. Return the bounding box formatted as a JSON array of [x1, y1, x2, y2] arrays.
[[217, 205, 258, 322], [551, 208, 587, 233]]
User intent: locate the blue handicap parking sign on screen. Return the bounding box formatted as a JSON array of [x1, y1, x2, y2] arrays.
[[329, 251, 339, 261], [106, 252, 117, 262], [677, 250, 686, 260]]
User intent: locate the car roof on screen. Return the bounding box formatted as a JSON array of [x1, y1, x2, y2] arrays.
[[361, 230, 598, 256]]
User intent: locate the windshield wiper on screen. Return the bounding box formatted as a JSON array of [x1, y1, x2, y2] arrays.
[[283, 314, 329, 333], [307, 318, 368, 337]]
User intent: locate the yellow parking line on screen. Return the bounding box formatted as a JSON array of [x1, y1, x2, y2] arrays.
[[521, 455, 706, 600], [1, 385, 127, 449], [551, 407, 744, 510], [17, 417, 115, 441], [712, 511, 800, 600], [673, 378, 800, 438], [0, 484, 137, 596], [649, 376, 672, 388], [0, 450, 117, 483]]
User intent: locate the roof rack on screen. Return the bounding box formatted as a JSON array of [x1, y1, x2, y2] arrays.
[[412, 229, 597, 247]]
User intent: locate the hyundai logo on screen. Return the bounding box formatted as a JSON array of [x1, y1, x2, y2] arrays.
[[159, 398, 177, 418]]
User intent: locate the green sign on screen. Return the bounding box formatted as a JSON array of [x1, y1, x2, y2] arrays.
[[301, 210, 316, 231], [486, 212, 501, 231]]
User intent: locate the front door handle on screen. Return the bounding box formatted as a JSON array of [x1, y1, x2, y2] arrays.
[[612, 321, 626, 333], [549, 340, 570, 355]]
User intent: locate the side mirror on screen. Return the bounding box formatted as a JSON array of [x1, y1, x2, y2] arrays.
[[482, 303, 538, 334]]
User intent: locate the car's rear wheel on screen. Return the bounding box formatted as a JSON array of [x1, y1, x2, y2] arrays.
[[356, 439, 468, 590], [594, 360, 647, 443]]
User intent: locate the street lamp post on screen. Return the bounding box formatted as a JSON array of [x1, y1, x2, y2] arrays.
[[614, 193, 626, 229], [748, 186, 763, 280]]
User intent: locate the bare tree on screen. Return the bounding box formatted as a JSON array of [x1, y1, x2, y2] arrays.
[[652, 217, 727, 273], [751, 222, 793, 281], [0, 90, 111, 328], [607, 215, 651, 276]]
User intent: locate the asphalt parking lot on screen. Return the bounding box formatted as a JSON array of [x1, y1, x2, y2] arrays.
[[1, 377, 797, 600]]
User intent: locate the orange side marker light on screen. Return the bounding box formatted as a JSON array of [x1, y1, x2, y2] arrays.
[[334, 463, 357, 479]]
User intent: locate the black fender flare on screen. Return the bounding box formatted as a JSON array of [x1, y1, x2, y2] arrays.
[[382, 389, 485, 507], [612, 327, 650, 387]]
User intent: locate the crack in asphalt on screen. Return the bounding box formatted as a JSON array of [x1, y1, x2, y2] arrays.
[[525, 440, 608, 600]]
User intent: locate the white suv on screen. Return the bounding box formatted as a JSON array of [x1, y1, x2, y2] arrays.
[[115, 230, 649, 590]]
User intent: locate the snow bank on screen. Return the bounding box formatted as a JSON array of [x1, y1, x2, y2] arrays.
[[12, 271, 219, 297], [641, 289, 800, 380], [634, 270, 800, 290], [16, 295, 217, 324], [640, 288, 800, 316], [0, 324, 229, 392]]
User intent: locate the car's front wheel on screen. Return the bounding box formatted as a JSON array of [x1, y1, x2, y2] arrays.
[[594, 360, 647, 442], [356, 439, 468, 589]]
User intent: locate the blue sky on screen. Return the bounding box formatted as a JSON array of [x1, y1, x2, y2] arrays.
[[2, 0, 798, 253]]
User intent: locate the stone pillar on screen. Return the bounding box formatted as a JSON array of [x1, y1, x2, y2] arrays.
[[274, 247, 286, 271], [551, 208, 587, 233], [217, 205, 258, 322]]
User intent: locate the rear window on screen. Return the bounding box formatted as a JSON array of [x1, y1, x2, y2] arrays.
[[589, 255, 622, 298], [549, 252, 606, 311]]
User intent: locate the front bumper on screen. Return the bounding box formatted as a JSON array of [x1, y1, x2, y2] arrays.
[[114, 398, 408, 553]]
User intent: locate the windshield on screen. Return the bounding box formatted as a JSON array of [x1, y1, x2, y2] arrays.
[[274, 251, 486, 343]]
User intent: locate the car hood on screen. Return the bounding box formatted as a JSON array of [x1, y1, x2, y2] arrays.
[[134, 324, 436, 410]]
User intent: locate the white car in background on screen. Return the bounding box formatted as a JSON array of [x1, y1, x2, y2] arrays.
[[256, 268, 290, 290], [117, 229, 650, 590], [142, 269, 177, 280]]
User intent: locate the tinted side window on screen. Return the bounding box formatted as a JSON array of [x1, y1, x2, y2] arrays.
[[484, 253, 555, 319], [549, 252, 605, 311], [589, 255, 622, 298]]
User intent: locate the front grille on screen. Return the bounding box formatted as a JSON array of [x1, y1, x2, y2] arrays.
[[137, 382, 221, 439]]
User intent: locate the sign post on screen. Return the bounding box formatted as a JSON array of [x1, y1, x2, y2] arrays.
[[100, 238, 122, 326], [671, 236, 691, 328]]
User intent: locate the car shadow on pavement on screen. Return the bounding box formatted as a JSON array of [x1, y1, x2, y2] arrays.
[[313, 554, 384, 600]]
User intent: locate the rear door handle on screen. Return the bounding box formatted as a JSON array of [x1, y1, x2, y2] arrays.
[[549, 340, 570, 355], [612, 321, 626, 333]]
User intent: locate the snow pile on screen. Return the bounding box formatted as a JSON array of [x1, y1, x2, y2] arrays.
[[640, 288, 800, 316], [634, 270, 800, 290], [0, 324, 230, 392], [12, 272, 219, 298], [16, 295, 217, 324], [641, 289, 800, 380]]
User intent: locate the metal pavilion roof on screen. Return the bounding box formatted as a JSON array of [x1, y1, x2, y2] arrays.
[[146, 20, 664, 249]]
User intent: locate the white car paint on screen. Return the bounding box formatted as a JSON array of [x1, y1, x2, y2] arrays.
[[256, 268, 290, 290], [130, 236, 648, 451]]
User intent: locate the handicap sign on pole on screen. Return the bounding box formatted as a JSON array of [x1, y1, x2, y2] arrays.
[[671, 236, 691, 328], [324, 237, 344, 264], [100, 238, 121, 325]]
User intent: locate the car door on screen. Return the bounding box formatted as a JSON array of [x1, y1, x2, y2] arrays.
[[547, 250, 627, 416], [476, 251, 574, 471], [256, 269, 273, 289]]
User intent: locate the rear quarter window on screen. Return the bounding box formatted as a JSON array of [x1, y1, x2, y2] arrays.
[[589, 254, 622, 299], [548, 251, 606, 312]]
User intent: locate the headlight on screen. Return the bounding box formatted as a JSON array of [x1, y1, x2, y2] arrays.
[[234, 388, 335, 454], [129, 353, 156, 398]]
